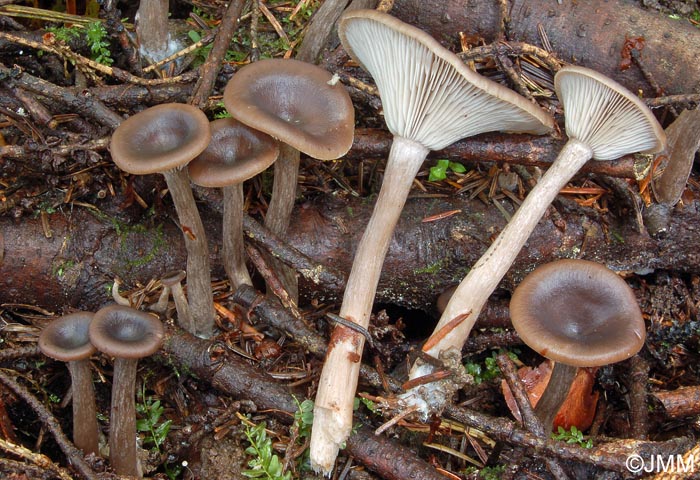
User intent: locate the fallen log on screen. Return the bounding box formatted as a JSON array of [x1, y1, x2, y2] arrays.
[[392, 0, 700, 96], [1, 184, 699, 313]]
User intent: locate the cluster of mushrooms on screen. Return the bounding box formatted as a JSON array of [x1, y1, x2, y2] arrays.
[[38, 305, 164, 477], [97, 8, 667, 476]]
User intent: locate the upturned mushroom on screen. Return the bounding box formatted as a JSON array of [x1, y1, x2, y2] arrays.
[[223, 58, 354, 301], [189, 118, 279, 291], [110, 103, 215, 338], [408, 65, 666, 415], [310, 9, 555, 473], [89, 305, 164, 478], [508, 259, 645, 431], [38, 311, 100, 456]]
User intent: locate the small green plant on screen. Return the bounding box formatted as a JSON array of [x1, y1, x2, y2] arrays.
[[551, 426, 593, 448], [428, 159, 466, 181], [135, 388, 172, 452], [292, 398, 314, 439], [464, 350, 518, 385], [243, 421, 291, 480], [478, 464, 506, 479], [84, 21, 113, 66], [47, 21, 113, 66]]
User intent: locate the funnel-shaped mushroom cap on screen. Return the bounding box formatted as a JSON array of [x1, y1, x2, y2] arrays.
[[39, 312, 95, 362], [110, 103, 211, 174], [189, 118, 279, 188], [554, 66, 666, 161], [509, 259, 645, 368], [223, 59, 354, 160], [89, 305, 164, 359], [338, 10, 554, 151]]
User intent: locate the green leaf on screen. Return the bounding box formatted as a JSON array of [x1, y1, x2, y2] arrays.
[[428, 160, 449, 181], [448, 161, 467, 173]]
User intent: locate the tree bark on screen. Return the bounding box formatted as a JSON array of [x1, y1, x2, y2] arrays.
[[392, 0, 700, 96], [1, 185, 698, 313]]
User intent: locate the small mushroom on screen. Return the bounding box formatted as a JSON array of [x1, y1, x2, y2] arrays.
[[223, 58, 355, 301], [189, 118, 279, 291], [158, 270, 194, 331], [509, 259, 645, 431], [38, 312, 100, 456], [417, 65, 665, 411], [89, 305, 164, 478], [311, 10, 554, 472], [110, 103, 215, 338]]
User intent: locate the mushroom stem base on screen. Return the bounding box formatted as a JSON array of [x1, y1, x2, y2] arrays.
[[535, 362, 579, 432], [310, 136, 429, 473]]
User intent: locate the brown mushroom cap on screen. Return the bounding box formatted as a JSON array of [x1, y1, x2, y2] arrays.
[[338, 9, 554, 151], [160, 269, 186, 287], [39, 312, 96, 362], [554, 66, 666, 161], [222, 58, 355, 160], [89, 305, 164, 359], [188, 118, 279, 188], [110, 103, 211, 174], [509, 259, 645, 367]]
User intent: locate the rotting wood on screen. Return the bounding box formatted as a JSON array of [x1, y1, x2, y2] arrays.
[[1, 185, 699, 312], [391, 0, 700, 96]]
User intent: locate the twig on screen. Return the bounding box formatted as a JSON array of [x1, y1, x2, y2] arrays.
[[0, 345, 40, 362], [459, 41, 563, 75], [242, 213, 346, 292], [245, 244, 303, 321], [0, 62, 123, 129], [189, 0, 246, 109], [626, 355, 650, 440], [0, 136, 110, 161], [0, 31, 199, 87], [0, 438, 74, 480], [496, 353, 571, 480], [160, 326, 447, 480], [295, 0, 351, 63], [0, 369, 99, 480]]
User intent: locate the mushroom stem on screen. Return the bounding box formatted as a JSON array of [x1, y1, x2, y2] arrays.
[[310, 136, 429, 472], [534, 362, 579, 432], [109, 357, 140, 478], [264, 143, 301, 301], [426, 140, 592, 356], [407, 140, 593, 405], [162, 168, 215, 338], [67, 360, 99, 456], [223, 184, 253, 290]]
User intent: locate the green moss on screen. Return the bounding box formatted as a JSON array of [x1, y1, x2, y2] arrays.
[[414, 259, 444, 275]]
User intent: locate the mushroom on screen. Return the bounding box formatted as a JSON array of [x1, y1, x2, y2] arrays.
[[508, 259, 645, 431], [158, 270, 194, 332], [223, 58, 355, 301], [110, 103, 215, 338], [89, 305, 164, 478], [189, 118, 279, 291], [38, 311, 100, 456], [411, 65, 666, 413], [135, 0, 180, 63], [310, 9, 555, 472]]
